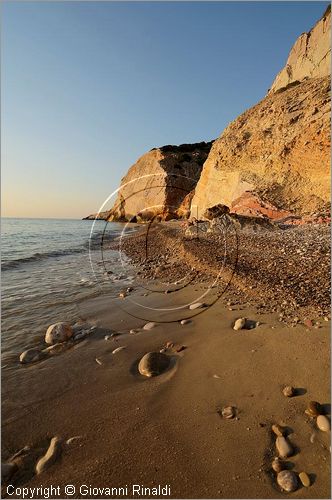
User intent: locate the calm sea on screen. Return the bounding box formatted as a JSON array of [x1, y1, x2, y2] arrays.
[[1, 218, 136, 358]]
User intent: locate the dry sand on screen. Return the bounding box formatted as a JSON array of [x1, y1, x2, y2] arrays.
[[1, 281, 330, 499]]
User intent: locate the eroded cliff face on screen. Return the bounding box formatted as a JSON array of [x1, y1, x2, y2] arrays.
[[190, 76, 331, 218], [95, 142, 213, 221], [190, 8, 331, 219], [269, 6, 331, 93]]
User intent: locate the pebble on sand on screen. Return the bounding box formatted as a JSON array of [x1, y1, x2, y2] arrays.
[[272, 458, 284, 473], [277, 470, 298, 492], [276, 436, 293, 458], [35, 437, 62, 475], [19, 348, 44, 364], [282, 385, 295, 397], [233, 318, 246, 331], [272, 424, 284, 437], [221, 406, 236, 419], [316, 415, 330, 432], [305, 401, 321, 417], [112, 346, 126, 354], [43, 343, 68, 356], [189, 303, 205, 310], [180, 319, 191, 325], [45, 322, 73, 345], [138, 352, 170, 377], [299, 472, 311, 487], [130, 329, 140, 334], [143, 322, 157, 330], [66, 436, 82, 445]]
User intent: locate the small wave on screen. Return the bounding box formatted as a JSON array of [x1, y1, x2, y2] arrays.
[[2, 247, 87, 271]]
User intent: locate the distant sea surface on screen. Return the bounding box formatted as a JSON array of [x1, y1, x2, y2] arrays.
[[2, 218, 136, 357]]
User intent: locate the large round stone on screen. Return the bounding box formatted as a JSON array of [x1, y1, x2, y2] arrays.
[[19, 348, 43, 364], [138, 352, 170, 377], [45, 323, 73, 345], [277, 470, 298, 492]]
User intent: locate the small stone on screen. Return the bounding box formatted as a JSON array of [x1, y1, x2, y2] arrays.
[[95, 358, 103, 365], [1, 462, 17, 481], [305, 400, 322, 417], [138, 352, 170, 377], [282, 385, 295, 397], [221, 406, 236, 419], [126, 287, 133, 292], [323, 316, 329, 322], [233, 318, 246, 331], [104, 335, 111, 341], [143, 322, 157, 330], [299, 472, 311, 487], [119, 292, 126, 299], [35, 437, 62, 474], [277, 470, 298, 492], [129, 329, 139, 334], [272, 458, 284, 473], [272, 424, 284, 437], [43, 343, 68, 355], [45, 322, 73, 345], [189, 302, 205, 310], [66, 436, 82, 445], [112, 346, 126, 354], [172, 344, 186, 353], [180, 319, 191, 325], [276, 436, 293, 458], [316, 414, 330, 432], [19, 348, 44, 364]]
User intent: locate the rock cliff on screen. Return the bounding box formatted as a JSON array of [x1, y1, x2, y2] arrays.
[[86, 142, 213, 221], [190, 8, 331, 219], [269, 5, 331, 93]]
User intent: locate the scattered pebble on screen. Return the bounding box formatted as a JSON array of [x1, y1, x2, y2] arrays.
[[282, 385, 295, 397], [305, 400, 321, 417], [189, 302, 205, 310], [43, 343, 68, 355], [138, 352, 170, 377], [316, 414, 330, 432], [19, 348, 43, 364], [112, 346, 126, 354], [130, 329, 140, 334], [277, 470, 298, 492], [119, 292, 126, 299], [213, 374, 221, 379], [276, 436, 293, 458], [233, 318, 246, 331], [45, 322, 73, 345], [95, 358, 103, 365], [180, 319, 191, 325], [272, 457, 284, 473], [272, 424, 284, 437], [66, 436, 82, 445], [104, 335, 111, 341], [35, 436, 62, 475], [221, 406, 236, 419], [310, 432, 316, 443], [299, 471, 311, 487], [143, 322, 157, 330]]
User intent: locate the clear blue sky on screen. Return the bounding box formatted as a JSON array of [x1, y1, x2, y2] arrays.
[[2, 1, 328, 218]]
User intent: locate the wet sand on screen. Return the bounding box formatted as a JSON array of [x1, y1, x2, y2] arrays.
[[1, 281, 330, 499]]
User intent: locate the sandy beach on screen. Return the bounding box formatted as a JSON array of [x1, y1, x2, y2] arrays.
[[1, 221, 331, 499]]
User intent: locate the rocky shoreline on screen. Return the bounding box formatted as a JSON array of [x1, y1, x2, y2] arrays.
[[111, 219, 331, 325]]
